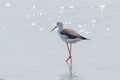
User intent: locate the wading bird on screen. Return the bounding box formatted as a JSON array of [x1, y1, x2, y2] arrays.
[[51, 22, 89, 64]]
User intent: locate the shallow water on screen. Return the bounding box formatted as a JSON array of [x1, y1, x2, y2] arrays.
[[0, 0, 120, 80]]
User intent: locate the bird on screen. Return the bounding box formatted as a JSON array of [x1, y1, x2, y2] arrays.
[[51, 22, 89, 64]]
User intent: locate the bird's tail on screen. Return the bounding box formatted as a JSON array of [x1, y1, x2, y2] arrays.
[[80, 36, 90, 40], [85, 38, 91, 40]]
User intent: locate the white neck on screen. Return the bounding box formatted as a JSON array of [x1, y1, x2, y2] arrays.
[[57, 25, 63, 33]]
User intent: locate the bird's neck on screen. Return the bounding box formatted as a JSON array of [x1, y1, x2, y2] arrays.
[[57, 26, 63, 33]]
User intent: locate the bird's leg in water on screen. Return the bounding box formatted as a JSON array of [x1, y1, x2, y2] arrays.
[[66, 43, 72, 64]]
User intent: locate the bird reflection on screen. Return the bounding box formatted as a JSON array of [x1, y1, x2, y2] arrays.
[[60, 63, 79, 80]]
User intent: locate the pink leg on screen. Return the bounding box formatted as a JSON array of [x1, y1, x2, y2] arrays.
[[70, 44, 72, 64], [66, 43, 72, 64], [66, 43, 70, 62]]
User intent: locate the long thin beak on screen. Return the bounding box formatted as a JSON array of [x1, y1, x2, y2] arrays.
[[50, 26, 57, 32]]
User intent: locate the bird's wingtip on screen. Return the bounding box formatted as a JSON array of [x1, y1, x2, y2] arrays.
[[80, 36, 90, 40], [86, 38, 90, 40]]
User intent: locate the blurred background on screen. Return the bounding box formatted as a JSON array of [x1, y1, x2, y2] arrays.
[[0, 0, 120, 80]]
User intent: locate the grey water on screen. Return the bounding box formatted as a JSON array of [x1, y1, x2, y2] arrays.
[[0, 0, 120, 80]]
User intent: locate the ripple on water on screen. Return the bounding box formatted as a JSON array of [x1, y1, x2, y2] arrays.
[[39, 28, 44, 31], [91, 20, 96, 23], [106, 27, 110, 31], [59, 6, 65, 10], [77, 25, 82, 28], [69, 5, 75, 9], [5, 3, 11, 7], [32, 5, 36, 9], [85, 31, 92, 34], [31, 23, 36, 26], [65, 22, 71, 25], [99, 4, 106, 11]]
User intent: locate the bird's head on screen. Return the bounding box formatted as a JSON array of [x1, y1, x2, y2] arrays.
[[50, 22, 63, 32]]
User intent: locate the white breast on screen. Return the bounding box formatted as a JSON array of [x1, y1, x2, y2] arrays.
[[58, 32, 80, 43]]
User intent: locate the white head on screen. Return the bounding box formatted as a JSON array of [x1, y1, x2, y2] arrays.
[[50, 22, 64, 32]]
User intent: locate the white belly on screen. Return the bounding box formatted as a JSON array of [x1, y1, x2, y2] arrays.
[[59, 33, 80, 43]]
